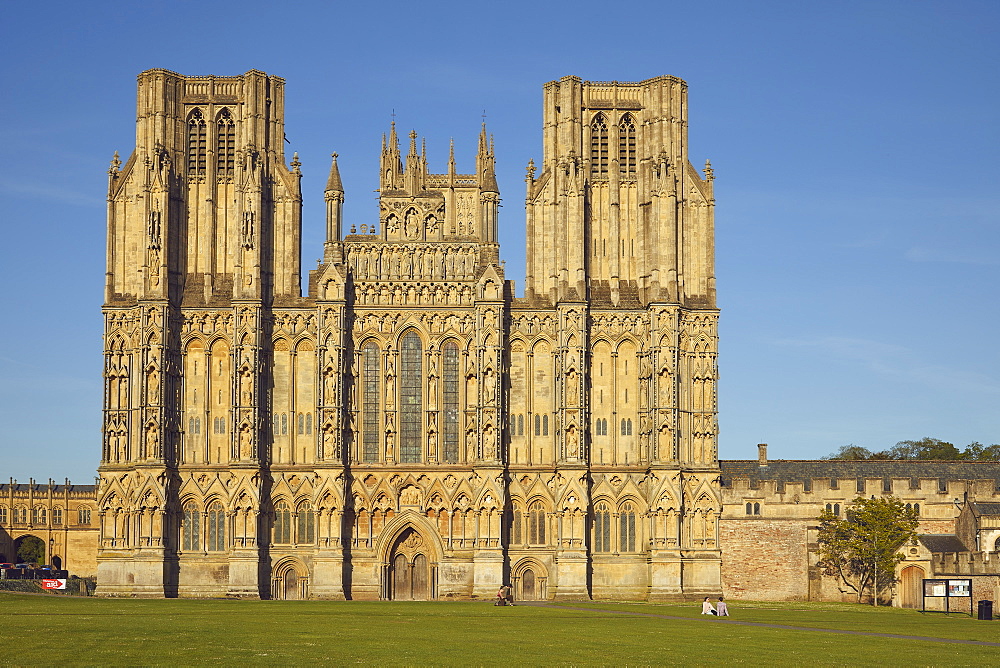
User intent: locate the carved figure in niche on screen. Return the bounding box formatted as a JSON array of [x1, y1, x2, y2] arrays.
[[323, 427, 335, 458], [145, 423, 158, 459], [146, 365, 159, 403], [404, 209, 419, 238], [324, 367, 337, 402], [240, 369, 253, 405], [385, 432, 395, 461], [240, 426, 253, 459], [428, 431, 437, 457], [400, 485, 421, 506], [242, 210, 255, 250], [567, 425, 578, 458]]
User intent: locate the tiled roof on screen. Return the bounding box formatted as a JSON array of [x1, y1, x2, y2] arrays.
[[918, 534, 970, 553], [972, 502, 1000, 516], [0, 484, 97, 493], [720, 460, 1000, 489]]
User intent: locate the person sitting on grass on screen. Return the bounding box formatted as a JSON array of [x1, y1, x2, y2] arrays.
[[701, 596, 717, 615], [716, 596, 729, 616]]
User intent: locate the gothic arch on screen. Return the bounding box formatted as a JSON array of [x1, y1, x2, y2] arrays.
[[271, 557, 309, 600], [376, 512, 443, 601], [511, 558, 548, 601]]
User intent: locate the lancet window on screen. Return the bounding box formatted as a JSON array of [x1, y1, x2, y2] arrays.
[[619, 503, 636, 552], [442, 342, 460, 463], [511, 505, 523, 544], [78, 506, 91, 525], [207, 502, 226, 552], [273, 501, 292, 544], [296, 503, 315, 544], [594, 502, 611, 553], [618, 114, 637, 175], [52, 507, 63, 526], [527, 501, 546, 545], [399, 332, 423, 464], [216, 109, 235, 178], [182, 502, 201, 551], [362, 342, 380, 463], [187, 109, 207, 179], [590, 115, 609, 176]]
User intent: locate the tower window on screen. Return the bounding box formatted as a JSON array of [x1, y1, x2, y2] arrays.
[[216, 109, 235, 178], [187, 109, 207, 179], [619, 115, 637, 175], [590, 115, 609, 176]]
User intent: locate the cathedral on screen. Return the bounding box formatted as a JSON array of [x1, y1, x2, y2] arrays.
[[95, 69, 720, 599]]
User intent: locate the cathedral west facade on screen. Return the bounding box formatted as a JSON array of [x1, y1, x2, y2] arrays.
[[96, 69, 720, 599]]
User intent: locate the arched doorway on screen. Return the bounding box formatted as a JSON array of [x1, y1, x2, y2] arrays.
[[52, 556, 62, 570], [512, 560, 547, 601], [388, 527, 431, 600], [272, 561, 308, 600], [900, 565, 924, 609]]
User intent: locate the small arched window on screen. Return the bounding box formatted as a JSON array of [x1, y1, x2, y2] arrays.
[[754, 502, 761, 515], [52, 507, 63, 526], [594, 502, 611, 553], [305, 413, 312, 435], [517, 414, 524, 436], [182, 502, 201, 552], [618, 114, 637, 175], [187, 109, 207, 178], [273, 501, 292, 544], [834, 503, 841, 516], [298, 413, 305, 435], [620, 502, 637, 552], [590, 114, 609, 176], [15, 506, 27, 524], [207, 502, 226, 552], [281, 413, 288, 435], [542, 414, 549, 436], [296, 503, 315, 544], [78, 506, 91, 525], [534, 414, 541, 436], [528, 501, 546, 545]]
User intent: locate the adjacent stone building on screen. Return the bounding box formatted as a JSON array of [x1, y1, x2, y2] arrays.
[[0, 480, 98, 576], [94, 70, 720, 599]]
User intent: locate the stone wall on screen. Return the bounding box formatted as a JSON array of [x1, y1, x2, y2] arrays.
[[719, 518, 809, 600]]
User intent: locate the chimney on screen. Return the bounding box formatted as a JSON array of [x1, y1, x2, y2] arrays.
[[757, 443, 768, 467]]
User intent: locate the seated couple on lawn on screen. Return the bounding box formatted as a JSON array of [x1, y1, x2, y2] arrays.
[[701, 596, 729, 616]]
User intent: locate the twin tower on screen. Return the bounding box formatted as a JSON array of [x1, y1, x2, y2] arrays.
[[97, 69, 719, 600]]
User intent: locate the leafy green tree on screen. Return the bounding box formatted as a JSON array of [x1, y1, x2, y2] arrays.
[[817, 496, 919, 606], [888, 438, 961, 460], [16, 536, 45, 565], [962, 442, 1000, 461], [822, 444, 874, 460]]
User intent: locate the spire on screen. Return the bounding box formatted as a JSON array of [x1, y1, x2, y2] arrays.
[[477, 122, 498, 193], [408, 130, 418, 158], [325, 152, 343, 192], [389, 121, 399, 154]]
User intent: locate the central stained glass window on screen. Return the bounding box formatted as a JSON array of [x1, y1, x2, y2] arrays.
[[399, 332, 423, 463]]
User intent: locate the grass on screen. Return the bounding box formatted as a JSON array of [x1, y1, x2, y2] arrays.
[[1, 594, 998, 666]]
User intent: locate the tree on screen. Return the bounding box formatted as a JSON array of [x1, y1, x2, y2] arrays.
[[16, 536, 45, 565], [888, 438, 961, 460], [816, 496, 919, 605], [822, 444, 875, 460]]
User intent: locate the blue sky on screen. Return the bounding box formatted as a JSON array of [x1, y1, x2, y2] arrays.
[[1, 0, 997, 481]]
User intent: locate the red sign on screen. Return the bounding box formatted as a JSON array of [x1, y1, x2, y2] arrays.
[[41, 579, 66, 590]]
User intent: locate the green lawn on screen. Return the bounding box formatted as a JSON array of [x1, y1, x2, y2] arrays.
[[1, 594, 997, 667]]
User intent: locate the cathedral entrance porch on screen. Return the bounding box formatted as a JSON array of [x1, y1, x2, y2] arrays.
[[384, 527, 435, 600]]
